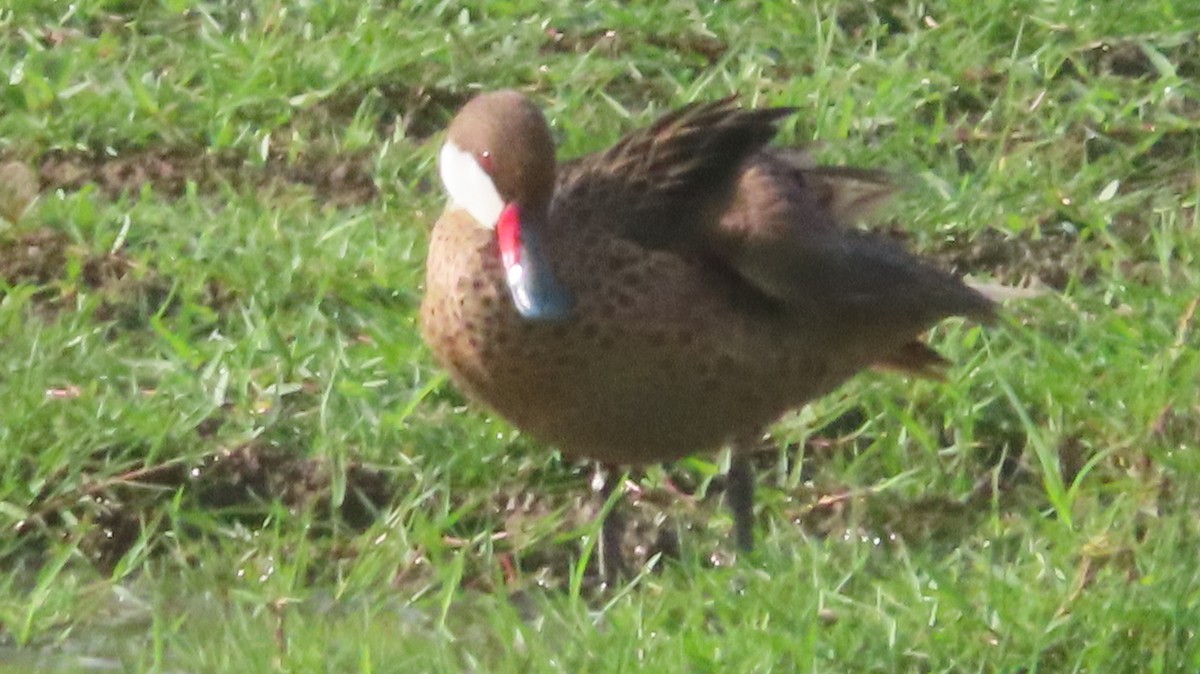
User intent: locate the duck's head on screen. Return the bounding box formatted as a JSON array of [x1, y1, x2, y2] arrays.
[[439, 90, 572, 322]]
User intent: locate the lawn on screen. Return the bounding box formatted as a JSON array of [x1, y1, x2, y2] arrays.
[[2, 0, 1199, 671]]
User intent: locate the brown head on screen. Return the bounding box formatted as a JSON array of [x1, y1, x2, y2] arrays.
[[438, 90, 572, 321], [439, 90, 557, 226]]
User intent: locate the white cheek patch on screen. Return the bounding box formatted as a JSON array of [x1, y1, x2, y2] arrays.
[[439, 141, 504, 230]]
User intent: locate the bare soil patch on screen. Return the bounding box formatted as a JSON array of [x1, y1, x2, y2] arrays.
[[35, 148, 377, 207]]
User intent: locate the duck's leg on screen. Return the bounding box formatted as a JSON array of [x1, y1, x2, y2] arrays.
[[726, 450, 756, 552], [596, 464, 627, 583]]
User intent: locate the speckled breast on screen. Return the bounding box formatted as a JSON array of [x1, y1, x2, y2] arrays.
[[420, 209, 845, 465]]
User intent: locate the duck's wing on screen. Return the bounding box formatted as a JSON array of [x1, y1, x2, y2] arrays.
[[715, 150, 997, 354], [556, 101, 995, 350], [553, 98, 796, 249]]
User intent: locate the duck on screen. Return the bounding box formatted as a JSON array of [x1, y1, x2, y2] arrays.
[[419, 89, 996, 571]]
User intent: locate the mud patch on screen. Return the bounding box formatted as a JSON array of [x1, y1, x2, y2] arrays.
[[432, 460, 708, 594], [836, 2, 930, 41], [542, 25, 727, 65], [1151, 402, 1200, 450], [36, 147, 377, 207], [0, 229, 76, 289], [194, 444, 394, 530], [7, 428, 1056, 594], [1070, 34, 1200, 80], [914, 226, 1093, 289], [442, 426, 1034, 594], [0, 229, 152, 316], [0, 228, 230, 327], [316, 83, 472, 143], [0, 160, 39, 225], [14, 442, 395, 574], [780, 441, 1036, 548]]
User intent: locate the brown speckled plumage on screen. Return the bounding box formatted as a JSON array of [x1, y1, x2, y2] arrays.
[[420, 91, 995, 554]]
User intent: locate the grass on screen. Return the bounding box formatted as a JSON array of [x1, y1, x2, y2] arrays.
[[2, 0, 1199, 671]]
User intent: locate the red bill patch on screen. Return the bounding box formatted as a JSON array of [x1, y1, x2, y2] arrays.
[[497, 203, 522, 270]]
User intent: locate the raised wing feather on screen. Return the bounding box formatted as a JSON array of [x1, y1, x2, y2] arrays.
[[554, 100, 995, 351], [554, 98, 795, 249]]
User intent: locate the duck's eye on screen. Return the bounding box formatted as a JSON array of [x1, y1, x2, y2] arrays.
[[477, 151, 494, 174]]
